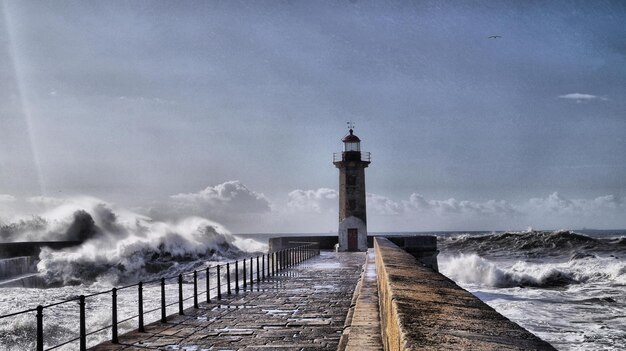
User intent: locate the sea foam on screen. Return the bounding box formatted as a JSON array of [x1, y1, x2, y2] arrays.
[[1, 197, 265, 286], [440, 254, 625, 288]]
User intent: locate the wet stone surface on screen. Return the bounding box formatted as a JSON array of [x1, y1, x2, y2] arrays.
[[90, 251, 365, 351]]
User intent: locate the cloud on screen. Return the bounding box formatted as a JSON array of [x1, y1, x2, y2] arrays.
[[287, 188, 337, 213], [0, 194, 16, 202], [170, 181, 271, 215], [117, 95, 177, 106], [558, 93, 608, 102], [404, 193, 516, 216], [527, 192, 622, 216], [27, 196, 67, 206], [366, 193, 402, 215]]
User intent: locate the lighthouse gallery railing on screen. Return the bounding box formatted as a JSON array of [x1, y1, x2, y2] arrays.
[[333, 151, 371, 162]]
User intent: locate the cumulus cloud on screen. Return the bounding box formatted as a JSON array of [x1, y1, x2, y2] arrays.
[[527, 192, 622, 215], [366, 193, 402, 215], [1, 186, 624, 233], [0, 194, 16, 202], [170, 181, 271, 215], [287, 188, 337, 213], [558, 93, 608, 102], [404, 193, 516, 216]]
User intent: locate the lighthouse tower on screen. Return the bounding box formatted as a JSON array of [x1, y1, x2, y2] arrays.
[[333, 128, 370, 251]]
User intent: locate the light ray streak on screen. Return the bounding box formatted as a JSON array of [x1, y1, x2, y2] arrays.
[[2, 1, 45, 195]]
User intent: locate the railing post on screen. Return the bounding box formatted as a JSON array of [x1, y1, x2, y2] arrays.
[[235, 261, 239, 293], [217, 265, 222, 299], [256, 256, 260, 283], [268, 252, 272, 276], [249, 257, 253, 288], [193, 271, 198, 309], [178, 274, 184, 315], [161, 278, 166, 323], [111, 288, 118, 343], [36, 305, 43, 351], [206, 267, 211, 303], [138, 282, 145, 332], [226, 263, 231, 295], [79, 295, 86, 351], [243, 259, 247, 289], [262, 254, 265, 280]]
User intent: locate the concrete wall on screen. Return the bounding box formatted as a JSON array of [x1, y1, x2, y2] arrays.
[[0, 241, 82, 258], [269, 236, 338, 252], [374, 237, 555, 351], [268, 235, 438, 270]]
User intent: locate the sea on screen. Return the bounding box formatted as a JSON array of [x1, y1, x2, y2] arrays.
[[0, 219, 624, 350]]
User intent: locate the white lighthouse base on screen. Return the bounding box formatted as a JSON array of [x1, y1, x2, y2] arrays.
[[338, 216, 368, 252]]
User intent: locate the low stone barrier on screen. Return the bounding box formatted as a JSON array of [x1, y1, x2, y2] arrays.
[[374, 237, 555, 351]]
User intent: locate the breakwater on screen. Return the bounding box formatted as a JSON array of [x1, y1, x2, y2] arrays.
[[0, 236, 557, 350], [374, 237, 555, 350]]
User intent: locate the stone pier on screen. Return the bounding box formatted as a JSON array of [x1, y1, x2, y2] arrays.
[[91, 238, 556, 351], [91, 251, 366, 350]]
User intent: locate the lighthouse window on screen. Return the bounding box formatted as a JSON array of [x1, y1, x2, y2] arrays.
[[344, 142, 360, 152]]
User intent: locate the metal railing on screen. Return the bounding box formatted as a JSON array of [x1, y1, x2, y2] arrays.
[[332, 152, 371, 163], [0, 243, 319, 351]]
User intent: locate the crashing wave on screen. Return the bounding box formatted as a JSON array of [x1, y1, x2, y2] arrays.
[[0, 198, 265, 286], [440, 253, 626, 288]]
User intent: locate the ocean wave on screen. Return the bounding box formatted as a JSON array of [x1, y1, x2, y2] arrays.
[[440, 254, 626, 288], [1, 198, 265, 286], [440, 230, 625, 258]]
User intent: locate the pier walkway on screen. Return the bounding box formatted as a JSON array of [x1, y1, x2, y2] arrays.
[[91, 251, 365, 351]]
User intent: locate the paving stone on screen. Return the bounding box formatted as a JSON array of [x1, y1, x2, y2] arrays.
[[90, 252, 365, 350]]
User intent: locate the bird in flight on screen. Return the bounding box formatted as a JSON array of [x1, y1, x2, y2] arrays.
[[488, 35, 502, 39]]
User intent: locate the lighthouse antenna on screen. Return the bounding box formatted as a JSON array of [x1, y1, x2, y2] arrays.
[[347, 120, 355, 130]]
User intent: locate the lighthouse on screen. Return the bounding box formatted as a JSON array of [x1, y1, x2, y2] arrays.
[[333, 127, 370, 251]]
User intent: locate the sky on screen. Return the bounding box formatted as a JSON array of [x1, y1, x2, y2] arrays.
[[1, 0, 625, 233]]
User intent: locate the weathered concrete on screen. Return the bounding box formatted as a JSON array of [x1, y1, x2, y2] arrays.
[[90, 251, 365, 350], [374, 237, 556, 351], [343, 249, 383, 351]]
